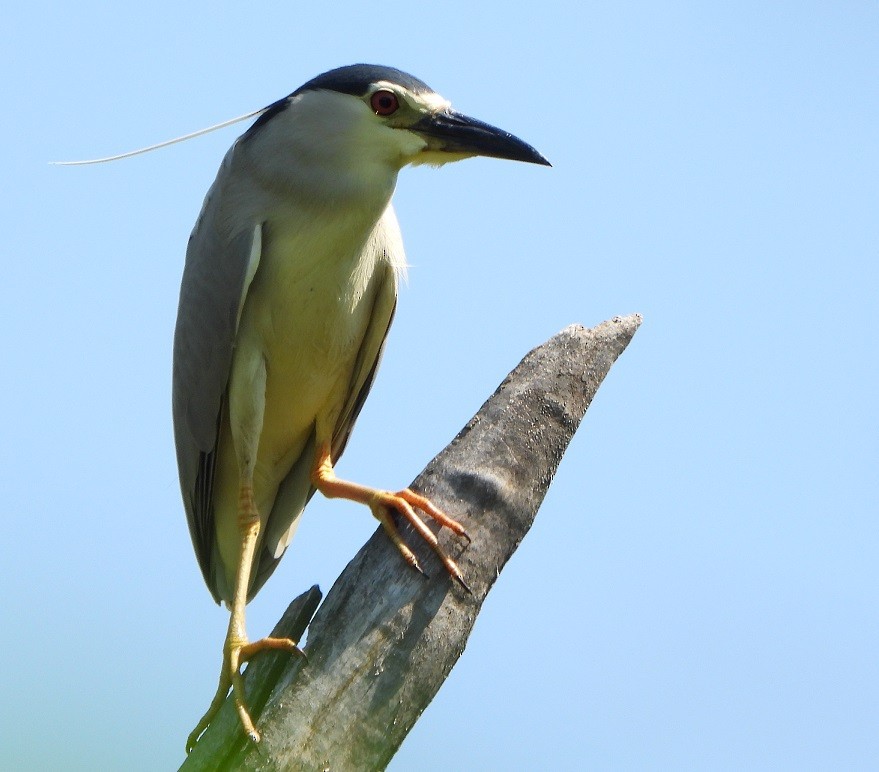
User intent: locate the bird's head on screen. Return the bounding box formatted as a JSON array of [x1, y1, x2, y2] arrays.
[[240, 64, 549, 200]]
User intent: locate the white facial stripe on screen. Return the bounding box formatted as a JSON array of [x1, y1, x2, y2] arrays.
[[371, 81, 451, 114], [418, 91, 452, 112]]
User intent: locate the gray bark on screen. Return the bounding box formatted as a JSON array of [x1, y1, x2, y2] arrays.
[[180, 314, 642, 771]]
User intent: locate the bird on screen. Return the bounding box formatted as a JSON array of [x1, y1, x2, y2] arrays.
[[173, 63, 550, 751]]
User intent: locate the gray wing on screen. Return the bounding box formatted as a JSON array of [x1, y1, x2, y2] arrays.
[[331, 260, 398, 462], [252, 259, 399, 598], [173, 149, 262, 603]]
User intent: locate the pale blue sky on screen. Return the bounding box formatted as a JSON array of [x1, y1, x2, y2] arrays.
[[4, 2, 878, 769]]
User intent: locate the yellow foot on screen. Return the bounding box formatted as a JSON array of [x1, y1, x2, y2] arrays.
[[186, 635, 304, 753], [311, 443, 472, 591], [370, 487, 473, 593]]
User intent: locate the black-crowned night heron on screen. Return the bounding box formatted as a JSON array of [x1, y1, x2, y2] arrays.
[[174, 63, 549, 751]]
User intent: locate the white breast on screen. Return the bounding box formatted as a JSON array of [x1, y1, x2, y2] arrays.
[[218, 202, 405, 525]]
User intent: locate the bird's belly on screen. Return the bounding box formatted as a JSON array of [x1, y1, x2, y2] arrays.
[[237, 230, 380, 489], [211, 230, 381, 591], [207, 200, 405, 596]]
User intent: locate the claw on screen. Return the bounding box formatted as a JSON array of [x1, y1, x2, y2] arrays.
[[186, 635, 303, 752], [310, 443, 472, 589], [186, 482, 308, 753]]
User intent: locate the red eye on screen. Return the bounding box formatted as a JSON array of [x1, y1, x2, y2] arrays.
[[370, 90, 399, 116]]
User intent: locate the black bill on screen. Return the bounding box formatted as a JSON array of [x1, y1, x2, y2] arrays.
[[413, 110, 551, 166]]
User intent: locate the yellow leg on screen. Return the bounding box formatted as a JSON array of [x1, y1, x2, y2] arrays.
[[311, 443, 472, 592], [186, 484, 305, 753]]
